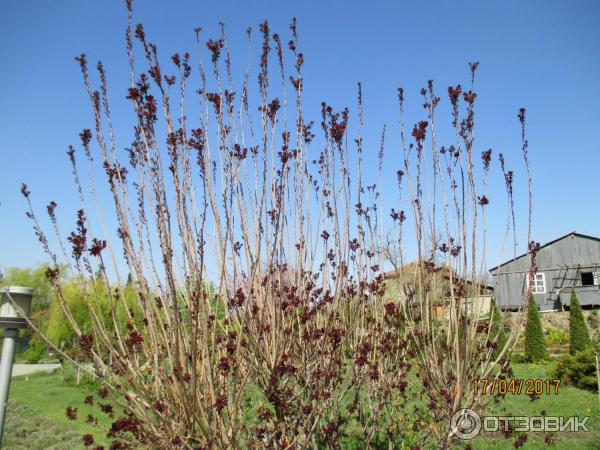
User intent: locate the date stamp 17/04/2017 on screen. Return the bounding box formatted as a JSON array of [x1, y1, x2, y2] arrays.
[[472, 378, 561, 396]]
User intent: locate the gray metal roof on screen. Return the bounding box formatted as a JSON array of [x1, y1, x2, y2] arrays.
[[488, 231, 600, 272]]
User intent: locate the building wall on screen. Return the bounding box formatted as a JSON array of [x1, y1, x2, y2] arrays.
[[490, 234, 600, 310], [559, 285, 600, 307]]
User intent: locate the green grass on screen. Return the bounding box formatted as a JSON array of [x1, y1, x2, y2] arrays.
[[2, 363, 599, 449], [3, 401, 86, 450], [461, 363, 600, 449], [4, 366, 115, 449]]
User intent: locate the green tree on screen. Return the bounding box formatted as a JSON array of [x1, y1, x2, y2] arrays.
[[1, 264, 66, 362], [46, 281, 89, 350], [0, 265, 57, 311], [490, 300, 507, 359], [524, 295, 548, 362], [20, 336, 48, 363], [553, 348, 598, 392], [46, 278, 140, 352], [569, 291, 591, 355]]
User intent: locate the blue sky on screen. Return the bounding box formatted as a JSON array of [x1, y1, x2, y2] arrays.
[[1, 0, 599, 274]]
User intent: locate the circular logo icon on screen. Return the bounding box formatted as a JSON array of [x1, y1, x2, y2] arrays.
[[451, 408, 481, 440]]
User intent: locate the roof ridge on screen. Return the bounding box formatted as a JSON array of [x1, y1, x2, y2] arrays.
[[489, 231, 600, 272]]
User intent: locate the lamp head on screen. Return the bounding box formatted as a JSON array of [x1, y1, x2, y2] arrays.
[[0, 286, 33, 329]]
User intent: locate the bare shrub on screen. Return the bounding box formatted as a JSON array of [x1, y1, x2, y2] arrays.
[[19, 2, 534, 448]]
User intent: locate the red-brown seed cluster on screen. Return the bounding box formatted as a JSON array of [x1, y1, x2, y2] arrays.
[[206, 38, 224, 63], [66, 406, 78, 420], [79, 333, 93, 352]]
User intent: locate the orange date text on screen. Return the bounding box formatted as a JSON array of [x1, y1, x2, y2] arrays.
[[472, 378, 561, 395]]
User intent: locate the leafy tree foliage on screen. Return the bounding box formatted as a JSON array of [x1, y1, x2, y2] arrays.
[[46, 278, 140, 355], [524, 295, 548, 362], [1, 264, 57, 311], [490, 300, 507, 359], [569, 291, 591, 355], [19, 336, 48, 363], [553, 348, 598, 392], [2, 264, 140, 360]]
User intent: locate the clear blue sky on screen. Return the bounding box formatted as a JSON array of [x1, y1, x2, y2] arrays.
[[1, 0, 599, 273]]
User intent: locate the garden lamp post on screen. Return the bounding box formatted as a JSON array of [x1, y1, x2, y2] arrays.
[[0, 286, 33, 447]]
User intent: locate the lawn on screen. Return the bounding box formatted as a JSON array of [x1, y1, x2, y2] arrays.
[[1, 363, 599, 449], [3, 366, 114, 450], [3, 401, 88, 450], [464, 363, 600, 449]]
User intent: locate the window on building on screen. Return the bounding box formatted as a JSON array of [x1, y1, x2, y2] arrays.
[[580, 272, 594, 286], [527, 272, 546, 294]]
